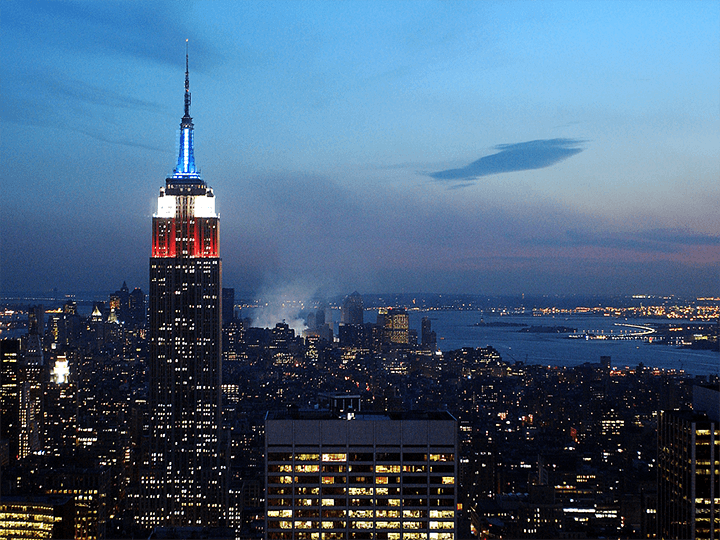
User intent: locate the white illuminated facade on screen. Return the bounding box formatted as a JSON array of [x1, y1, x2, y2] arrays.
[[51, 355, 69, 384], [155, 187, 217, 219]]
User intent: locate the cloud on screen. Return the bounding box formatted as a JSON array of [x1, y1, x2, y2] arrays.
[[531, 228, 720, 254], [4, 1, 219, 70], [428, 138, 585, 183], [640, 229, 720, 247], [2, 67, 161, 119]]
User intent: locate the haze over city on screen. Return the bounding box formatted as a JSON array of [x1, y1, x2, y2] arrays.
[[2, 0, 719, 297]]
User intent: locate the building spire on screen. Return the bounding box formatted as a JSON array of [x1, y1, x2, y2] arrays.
[[184, 39, 191, 120], [172, 39, 201, 182]]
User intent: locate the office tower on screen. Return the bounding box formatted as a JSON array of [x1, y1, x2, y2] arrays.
[[140, 48, 225, 526], [40, 465, 111, 540], [341, 292, 364, 326], [63, 300, 77, 316], [18, 353, 44, 460], [420, 318, 436, 350], [658, 385, 720, 539], [43, 354, 78, 457], [26, 305, 44, 366], [265, 409, 458, 540], [316, 307, 326, 327], [313, 304, 333, 343], [223, 318, 244, 363], [128, 287, 146, 327], [109, 282, 131, 323], [1, 339, 21, 461], [223, 287, 236, 325], [0, 496, 76, 540], [378, 308, 410, 345], [29, 305, 45, 336], [339, 292, 365, 348]]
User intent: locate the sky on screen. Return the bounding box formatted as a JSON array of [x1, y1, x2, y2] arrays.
[[1, 0, 719, 299]]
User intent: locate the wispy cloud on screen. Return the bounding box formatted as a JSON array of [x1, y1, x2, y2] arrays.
[[4, 1, 219, 70], [532, 228, 720, 254], [428, 138, 586, 183], [1, 68, 166, 150]]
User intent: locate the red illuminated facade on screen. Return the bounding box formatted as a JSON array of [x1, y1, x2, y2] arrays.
[[151, 188, 219, 258]]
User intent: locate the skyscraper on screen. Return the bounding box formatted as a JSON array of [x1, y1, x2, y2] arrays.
[[341, 291, 364, 326], [265, 409, 458, 540], [139, 47, 225, 526], [378, 308, 410, 345], [658, 385, 720, 539], [1, 339, 21, 461], [420, 317, 436, 350]]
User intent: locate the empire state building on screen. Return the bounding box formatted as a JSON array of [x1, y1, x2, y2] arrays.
[[140, 49, 225, 526]]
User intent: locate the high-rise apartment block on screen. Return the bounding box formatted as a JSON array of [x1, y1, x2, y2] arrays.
[[139, 48, 225, 526], [265, 410, 457, 540], [658, 385, 720, 539]]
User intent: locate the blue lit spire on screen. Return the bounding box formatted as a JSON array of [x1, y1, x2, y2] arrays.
[[171, 40, 202, 182]]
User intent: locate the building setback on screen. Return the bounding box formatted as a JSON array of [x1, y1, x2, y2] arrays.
[[265, 410, 457, 540]]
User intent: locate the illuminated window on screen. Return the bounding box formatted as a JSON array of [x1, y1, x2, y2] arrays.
[[429, 521, 455, 530], [322, 454, 347, 462], [429, 510, 454, 519]]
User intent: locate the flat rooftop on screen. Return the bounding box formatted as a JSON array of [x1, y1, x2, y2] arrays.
[[266, 410, 456, 422]]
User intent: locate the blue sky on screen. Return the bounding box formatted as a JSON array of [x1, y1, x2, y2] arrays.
[[1, 0, 718, 297]]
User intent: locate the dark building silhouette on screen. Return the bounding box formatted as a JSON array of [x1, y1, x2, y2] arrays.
[[341, 291, 364, 326], [421, 316, 437, 349], [139, 49, 225, 526], [222, 287, 235, 326], [28, 305, 44, 336], [658, 385, 720, 539], [1, 339, 21, 461], [339, 292, 365, 347], [109, 282, 130, 323], [37, 464, 111, 540], [129, 287, 146, 327]]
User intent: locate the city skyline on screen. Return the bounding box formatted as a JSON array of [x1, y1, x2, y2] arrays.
[[2, 1, 719, 298]]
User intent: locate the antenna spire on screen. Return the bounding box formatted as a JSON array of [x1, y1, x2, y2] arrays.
[[171, 39, 201, 182], [184, 39, 191, 119]]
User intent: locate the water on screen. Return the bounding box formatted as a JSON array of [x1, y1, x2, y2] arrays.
[[401, 310, 719, 377], [243, 306, 719, 377]]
